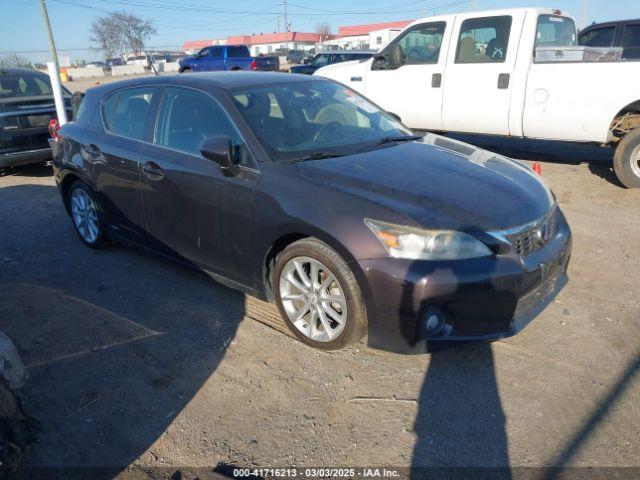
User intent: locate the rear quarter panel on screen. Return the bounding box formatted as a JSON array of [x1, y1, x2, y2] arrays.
[[523, 61, 640, 143]]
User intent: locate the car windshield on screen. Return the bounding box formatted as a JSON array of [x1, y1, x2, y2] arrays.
[[0, 73, 54, 98], [230, 80, 411, 161]]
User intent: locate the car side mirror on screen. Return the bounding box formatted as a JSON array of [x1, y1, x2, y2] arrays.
[[200, 136, 237, 175], [387, 44, 405, 67]]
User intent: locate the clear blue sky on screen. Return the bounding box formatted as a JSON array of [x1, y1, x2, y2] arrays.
[[1, 0, 638, 62]]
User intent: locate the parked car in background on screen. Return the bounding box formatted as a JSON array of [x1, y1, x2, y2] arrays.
[[1, 67, 72, 168], [85, 61, 107, 69], [106, 57, 124, 67], [126, 55, 147, 66], [317, 8, 640, 188], [290, 50, 375, 75], [285, 49, 307, 65], [179, 45, 279, 72], [579, 19, 640, 59], [52, 72, 571, 353]]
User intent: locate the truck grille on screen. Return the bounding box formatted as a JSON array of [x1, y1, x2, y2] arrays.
[[504, 208, 560, 257]]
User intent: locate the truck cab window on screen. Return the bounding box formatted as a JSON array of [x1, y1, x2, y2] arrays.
[[621, 24, 640, 59], [579, 26, 615, 47], [455, 16, 512, 63], [535, 15, 577, 48], [373, 22, 446, 70]]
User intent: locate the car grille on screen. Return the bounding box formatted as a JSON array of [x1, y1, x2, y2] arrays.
[[505, 208, 560, 257]]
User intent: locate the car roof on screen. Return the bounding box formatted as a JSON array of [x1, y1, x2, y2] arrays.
[[581, 19, 640, 31], [0, 67, 47, 77], [87, 71, 329, 96]]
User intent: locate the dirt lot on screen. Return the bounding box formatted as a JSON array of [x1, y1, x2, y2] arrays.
[[0, 137, 639, 479]]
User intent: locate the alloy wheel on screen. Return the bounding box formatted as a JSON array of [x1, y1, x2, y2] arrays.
[[279, 256, 348, 342], [70, 187, 100, 244]]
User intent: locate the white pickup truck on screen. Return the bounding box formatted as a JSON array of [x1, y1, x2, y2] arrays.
[[315, 7, 640, 188]]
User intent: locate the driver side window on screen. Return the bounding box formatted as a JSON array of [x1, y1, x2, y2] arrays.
[[154, 87, 251, 166], [373, 22, 446, 70]]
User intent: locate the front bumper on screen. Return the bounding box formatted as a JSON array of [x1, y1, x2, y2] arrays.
[[357, 214, 572, 354]]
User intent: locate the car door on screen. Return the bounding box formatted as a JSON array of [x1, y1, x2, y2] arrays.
[[442, 12, 525, 135], [139, 86, 258, 282], [91, 85, 158, 242], [364, 21, 449, 130]]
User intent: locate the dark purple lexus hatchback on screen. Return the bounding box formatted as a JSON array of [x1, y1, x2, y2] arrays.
[[52, 72, 571, 353]]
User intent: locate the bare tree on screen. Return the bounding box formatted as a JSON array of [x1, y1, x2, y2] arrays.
[[89, 12, 156, 59], [89, 16, 122, 60], [112, 12, 156, 55], [315, 22, 332, 42], [0, 54, 31, 68]]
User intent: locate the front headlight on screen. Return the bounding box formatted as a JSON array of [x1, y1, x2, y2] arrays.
[[364, 219, 492, 260]]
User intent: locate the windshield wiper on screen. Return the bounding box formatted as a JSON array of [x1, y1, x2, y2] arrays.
[[294, 152, 345, 162], [357, 134, 422, 153]]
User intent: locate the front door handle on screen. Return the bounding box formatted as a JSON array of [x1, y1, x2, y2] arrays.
[[497, 73, 510, 89], [142, 161, 164, 181], [432, 73, 442, 88]]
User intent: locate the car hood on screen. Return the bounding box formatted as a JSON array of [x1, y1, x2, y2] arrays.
[[296, 134, 554, 232]]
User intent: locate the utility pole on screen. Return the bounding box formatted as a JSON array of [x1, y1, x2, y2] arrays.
[[39, 0, 61, 77], [581, 0, 588, 29], [281, 0, 289, 55], [39, 0, 67, 125]]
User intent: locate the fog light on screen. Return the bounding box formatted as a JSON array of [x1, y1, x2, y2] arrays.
[[423, 306, 446, 337]]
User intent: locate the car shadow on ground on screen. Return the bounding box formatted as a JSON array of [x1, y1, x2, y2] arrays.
[[0, 182, 248, 479], [446, 134, 624, 188], [400, 253, 513, 479]]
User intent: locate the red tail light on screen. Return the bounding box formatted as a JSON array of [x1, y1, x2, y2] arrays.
[[250, 60, 257, 70], [49, 119, 60, 140]]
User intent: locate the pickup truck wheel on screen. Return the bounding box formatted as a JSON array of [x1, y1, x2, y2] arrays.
[[273, 238, 367, 350], [614, 128, 640, 188]]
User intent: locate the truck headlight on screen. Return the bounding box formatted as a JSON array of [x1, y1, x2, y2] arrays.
[[365, 219, 492, 260]]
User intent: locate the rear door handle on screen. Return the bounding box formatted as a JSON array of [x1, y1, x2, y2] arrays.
[[142, 161, 164, 180], [497, 73, 510, 89], [432, 73, 442, 88]]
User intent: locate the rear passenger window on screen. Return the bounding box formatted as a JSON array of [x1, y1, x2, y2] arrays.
[[621, 24, 640, 59], [155, 87, 251, 165], [456, 16, 512, 63], [102, 87, 156, 140]]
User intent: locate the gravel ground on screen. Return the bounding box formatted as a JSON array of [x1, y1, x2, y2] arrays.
[[0, 137, 639, 479]]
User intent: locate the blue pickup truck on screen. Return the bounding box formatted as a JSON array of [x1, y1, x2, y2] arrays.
[[179, 45, 280, 72]]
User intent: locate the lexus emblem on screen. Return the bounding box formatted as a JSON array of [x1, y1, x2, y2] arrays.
[[537, 221, 551, 243]]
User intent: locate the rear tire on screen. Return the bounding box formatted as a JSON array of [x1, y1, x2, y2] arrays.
[[67, 180, 109, 249], [613, 128, 640, 188], [273, 238, 366, 350]]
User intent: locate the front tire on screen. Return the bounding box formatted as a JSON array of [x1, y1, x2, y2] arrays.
[[67, 180, 109, 249], [180, 67, 191, 73], [273, 238, 366, 350], [614, 128, 640, 188]]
